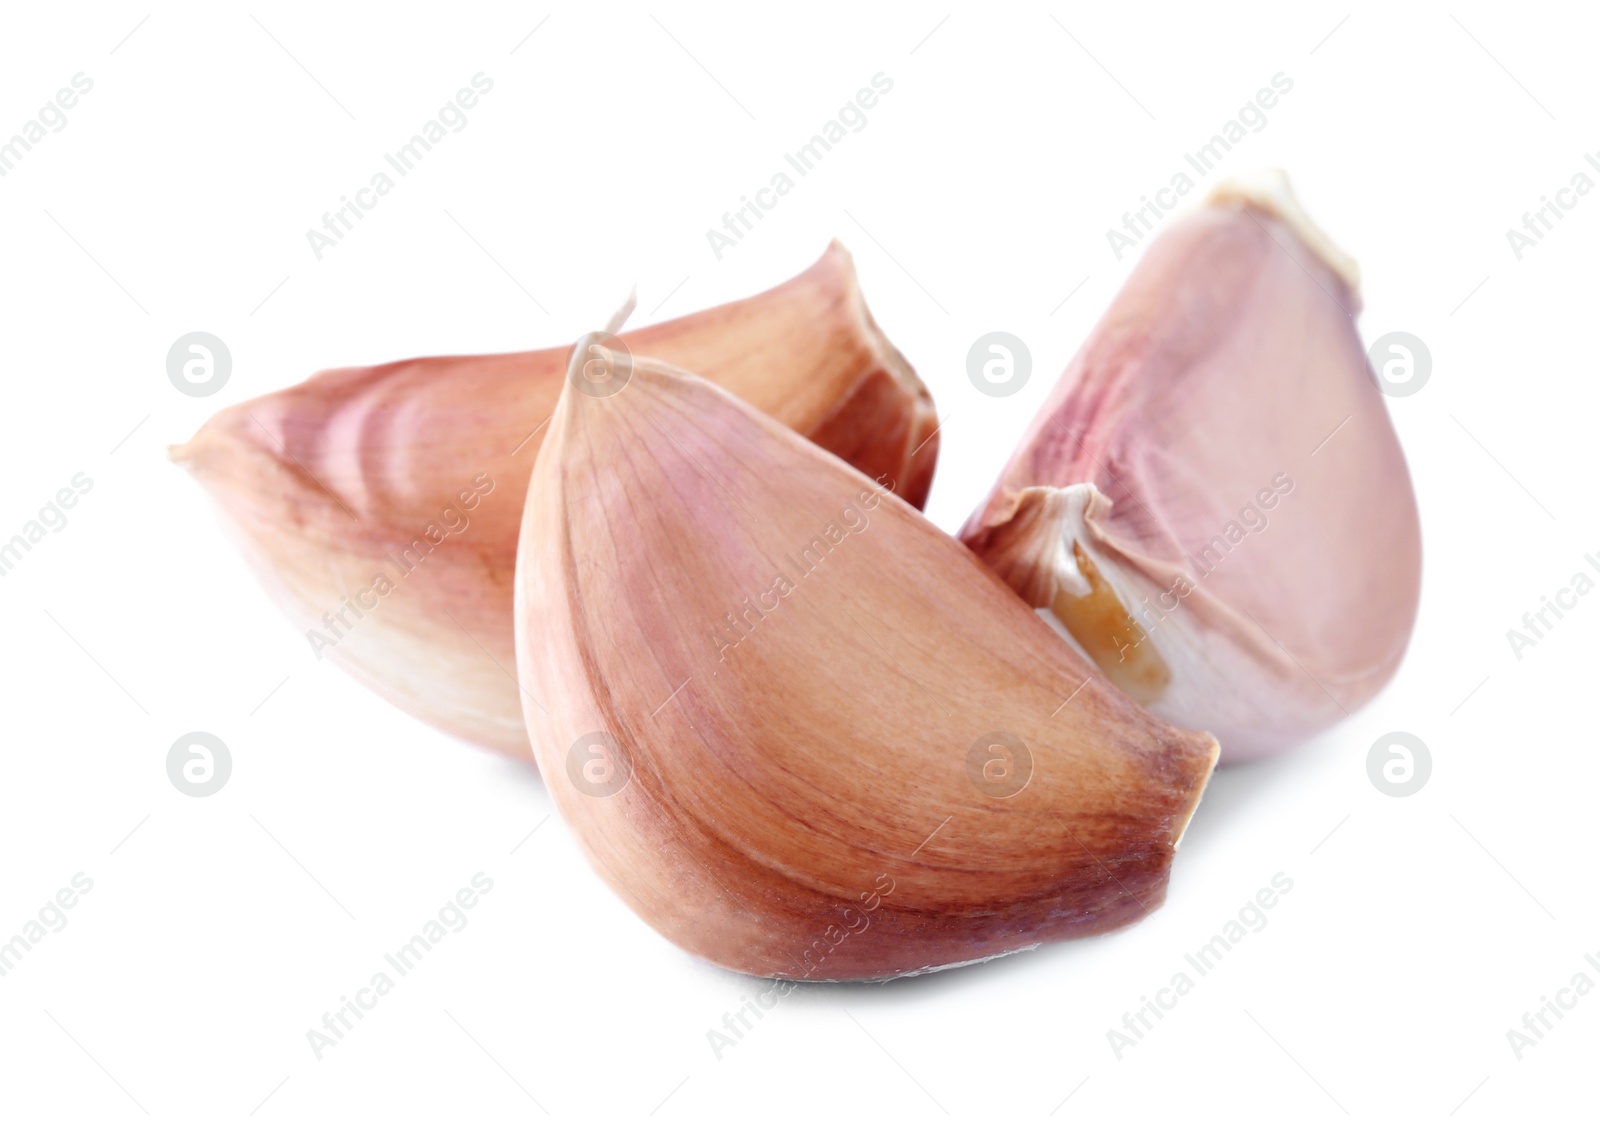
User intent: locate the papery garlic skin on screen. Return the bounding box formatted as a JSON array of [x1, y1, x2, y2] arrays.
[[172, 243, 938, 758], [516, 343, 1217, 981], [960, 171, 1421, 763]]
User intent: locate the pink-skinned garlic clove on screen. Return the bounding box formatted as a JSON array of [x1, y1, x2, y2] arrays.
[[960, 170, 1422, 762], [170, 242, 939, 759], [514, 321, 1218, 980]]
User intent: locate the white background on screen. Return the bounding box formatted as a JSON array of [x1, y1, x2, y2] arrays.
[[0, 1, 1594, 1126]]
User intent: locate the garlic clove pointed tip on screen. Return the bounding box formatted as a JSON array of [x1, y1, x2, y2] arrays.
[[820, 237, 854, 267], [1171, 734, 1221, 850], [1208, 168, 1361, 297]]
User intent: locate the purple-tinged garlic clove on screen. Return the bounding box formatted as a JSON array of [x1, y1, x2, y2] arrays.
[[172, 243, 939, 759], [961, 171, 1421, 762], [515, 326, 1217, 980]]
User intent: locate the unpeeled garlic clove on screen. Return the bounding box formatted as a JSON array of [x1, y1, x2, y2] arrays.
[[960, 171, 1421, 762], [171, 242, 938, 758], [515, 335, 1218, 981]]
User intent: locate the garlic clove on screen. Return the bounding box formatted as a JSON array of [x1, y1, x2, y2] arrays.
[[515, 338, 1218, 981], [172, 243, 939, 758], [960, 170, 1421, 762]]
